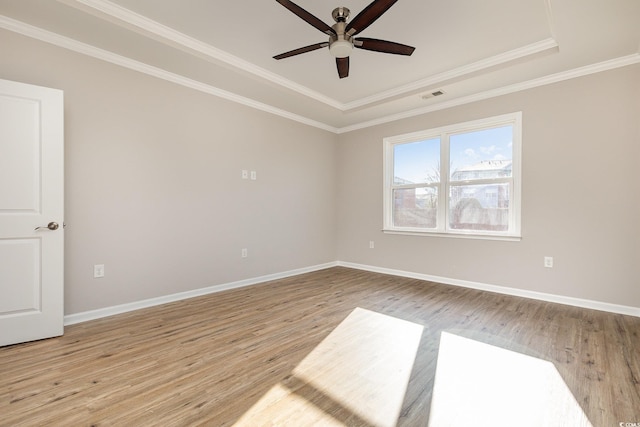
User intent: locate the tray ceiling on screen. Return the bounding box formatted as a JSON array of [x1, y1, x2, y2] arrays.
[[1, 0, 639, 132]]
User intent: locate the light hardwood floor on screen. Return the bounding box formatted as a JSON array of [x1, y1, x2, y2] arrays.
[[1, 267, 639, 426]]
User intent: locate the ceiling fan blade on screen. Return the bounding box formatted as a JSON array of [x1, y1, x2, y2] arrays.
[[336, 57, 349, 79], [345, 0, 398, 36], [274, 42, 329, 60], [275, 0, 336, 36], [354, 37, 415, 55]]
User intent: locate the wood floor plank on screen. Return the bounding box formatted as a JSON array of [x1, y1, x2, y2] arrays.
[[1, 267, 639, 426]]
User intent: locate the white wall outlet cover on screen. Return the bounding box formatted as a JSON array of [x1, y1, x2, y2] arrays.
[[94, 264, 105, 278]]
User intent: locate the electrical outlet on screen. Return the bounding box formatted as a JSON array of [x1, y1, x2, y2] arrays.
[[544, 257, 553, 268], [369, 241, 375, 249], [94, 264, 105, 278], [241, 248, 248, 258]]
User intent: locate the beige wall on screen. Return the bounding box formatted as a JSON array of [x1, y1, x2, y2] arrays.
[[1, 30, 338, 314], [336, 64, 640, 307], [2, 28, 639, 314]]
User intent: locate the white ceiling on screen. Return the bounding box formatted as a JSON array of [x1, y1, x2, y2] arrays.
[[1, 0, 639, 132]]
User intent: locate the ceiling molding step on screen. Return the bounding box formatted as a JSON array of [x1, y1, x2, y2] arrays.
[[56, 0, 346, 110], [542, 0, 557, 41], [54, 0, 562, 113], [3, 13, 637, 135], [337, 53, 640, 134], [342, 38, 559, 111], [0, 15, 338, 133]]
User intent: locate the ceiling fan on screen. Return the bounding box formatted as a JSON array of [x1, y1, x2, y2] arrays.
[[273, 0, 415, 79]]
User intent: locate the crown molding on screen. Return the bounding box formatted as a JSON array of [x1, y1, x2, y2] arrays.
[[342, 38, 559, 110], [57, 0, 345, 110], [57, 0, 558, 113], [342, 0, 558, 110], [2, 13, 638, 135], [0, 15, 338, 133], [337, 53, 640, 134]]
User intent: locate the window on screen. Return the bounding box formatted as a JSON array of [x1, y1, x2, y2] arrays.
[[383, 112, 522, 239]]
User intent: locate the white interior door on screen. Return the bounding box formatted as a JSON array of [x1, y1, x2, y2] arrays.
[[0, 78, 64, 347]]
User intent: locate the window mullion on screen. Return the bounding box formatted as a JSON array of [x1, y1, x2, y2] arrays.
[[439, 134, 450, 232], [384, 142, 395, 229]]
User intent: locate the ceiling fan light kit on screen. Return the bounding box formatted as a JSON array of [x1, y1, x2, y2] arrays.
[[274, 0, 415, 78], [329, 39, 353, 58]]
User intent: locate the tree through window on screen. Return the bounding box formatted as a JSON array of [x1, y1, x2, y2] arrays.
[[383, 113, 522, 239]]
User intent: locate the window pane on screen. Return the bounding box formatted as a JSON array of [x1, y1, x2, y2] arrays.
[[449, 183, 510, 231], [393, 187, 438, 228], [393, 138, 440, 185], [450, 126, 512, 181]]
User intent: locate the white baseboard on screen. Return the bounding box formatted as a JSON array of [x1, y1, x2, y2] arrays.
[[337, 261, 640, 317], [64, 261, 338, 326], [64, 260, 639, 325]]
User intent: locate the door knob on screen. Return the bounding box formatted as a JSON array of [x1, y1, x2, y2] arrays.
[[35, 222, 59, 231]]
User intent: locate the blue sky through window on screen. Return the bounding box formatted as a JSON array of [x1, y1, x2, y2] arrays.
[[393, 138, 440, 184], [394, 126, 513, 184]]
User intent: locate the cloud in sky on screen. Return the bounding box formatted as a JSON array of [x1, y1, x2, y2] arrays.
[[480, 145, 497, 155]]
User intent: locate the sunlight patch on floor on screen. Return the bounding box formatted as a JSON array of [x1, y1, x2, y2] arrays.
[[428, 332, 593, 427], [234, 307, 423, 426]]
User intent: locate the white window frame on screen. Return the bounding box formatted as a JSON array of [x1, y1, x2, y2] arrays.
[[383, 112, 522, 240]]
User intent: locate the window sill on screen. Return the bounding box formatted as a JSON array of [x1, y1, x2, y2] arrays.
[[382, 229, 522, 242]]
